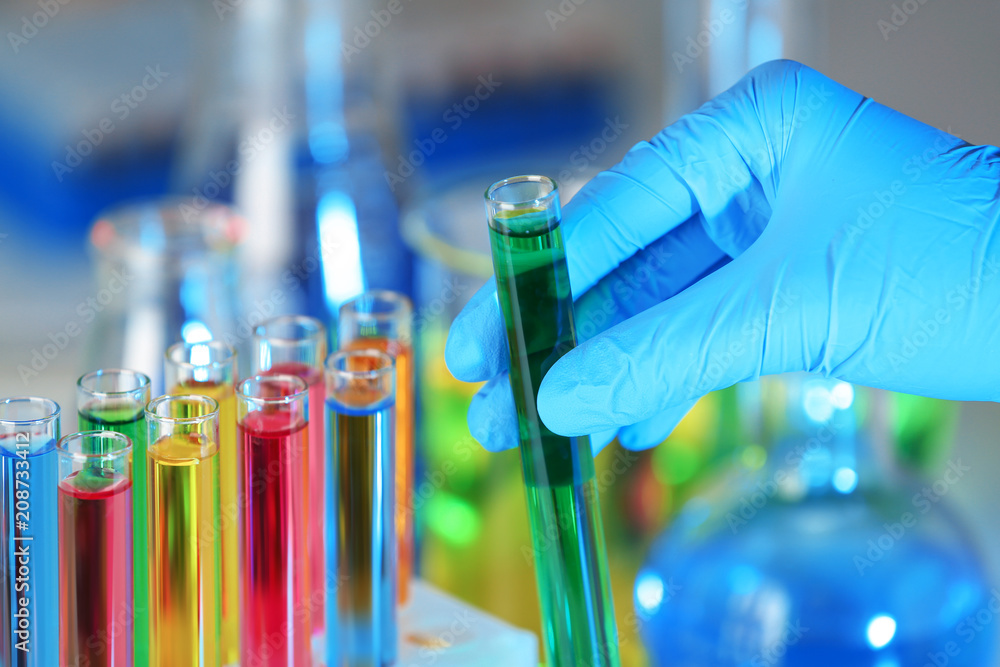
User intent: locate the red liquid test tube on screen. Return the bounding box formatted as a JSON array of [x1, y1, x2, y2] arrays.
[[238, 374, 312, 667], [57, 430, 133, 667], [252, 315, 328, 661]]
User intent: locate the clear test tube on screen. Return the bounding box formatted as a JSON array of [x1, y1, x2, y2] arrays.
[[237, 374, 311, 667], [0, 397, 60, 667], [76, 368, 152, 665], [339, 291, 415, 604], [485, 175, 619, 666], [251, 315, 328, 657], [325, 350, 397, 666], [57, 430, 133, 667], [145, 394, 222, 667], [165, 340, 238, 665]]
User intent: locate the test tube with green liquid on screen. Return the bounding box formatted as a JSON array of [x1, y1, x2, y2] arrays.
[[484, 174, 619, 666], [77, 369, 150, 666]]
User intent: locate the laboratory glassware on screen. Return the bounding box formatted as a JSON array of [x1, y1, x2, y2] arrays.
[[238, 374, 312, 666], [58, 430, 133, 667], [145, 394, 222, 667], [165, 340, 239, 664], [252, 314, 328, 656], [485, 174, 619, 666], [636, 375, 995, 666], [77, 368, 151, 665], [325, 349, 397, 666], [85, 198, 245, 392], [0, 397, 60, 667], [339, 290, 415, 604]]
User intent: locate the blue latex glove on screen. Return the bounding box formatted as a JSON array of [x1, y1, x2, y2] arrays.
[[446, 60, 1000, 453]]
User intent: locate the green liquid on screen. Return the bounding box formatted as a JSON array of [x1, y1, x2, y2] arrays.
[[79, 400, 150, 667], [489, 217, 619, 666]]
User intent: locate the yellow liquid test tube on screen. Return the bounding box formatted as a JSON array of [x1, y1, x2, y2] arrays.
[[165, 341, 238, 665], [145, 394, 222, 667]]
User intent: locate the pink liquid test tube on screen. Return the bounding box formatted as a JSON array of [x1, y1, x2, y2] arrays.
[[252, 315, 327, 661], [57, 430, 133, 667], [238, 374, 312, 667]]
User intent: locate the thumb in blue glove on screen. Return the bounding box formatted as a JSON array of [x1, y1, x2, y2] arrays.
[[446, 59, 1000, 453]]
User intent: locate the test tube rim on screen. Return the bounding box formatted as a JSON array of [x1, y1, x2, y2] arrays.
[[340, 289, 414, 323], [485, 174, 559, 211], [324, 348, 395, 381], [57, 429, 133, 464], [145, 393, 221, 425], [0, 396, 61, 427], [238, 374, 310, 406], [77, 368, 152, 400], [253, 315, 327, 348], [165, 340, 237, 374]]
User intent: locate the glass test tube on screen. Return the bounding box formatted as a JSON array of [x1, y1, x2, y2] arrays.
[[58, 430, 133, 667], [77, 368, 151, 666], [0, 397, 59, 667], [145, 394, 222, 667], [165, 340, 238, 665], [485, 175, 619, 666], [252, 315, 328, 657], [237, 375, 312, 667], [339, 291, 415, 605], [325, 350, 397, 666]]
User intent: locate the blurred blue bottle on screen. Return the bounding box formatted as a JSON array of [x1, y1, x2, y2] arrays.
[[636, 375, 996, 667]]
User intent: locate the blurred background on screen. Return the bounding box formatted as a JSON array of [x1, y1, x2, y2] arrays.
[[1, 0, 999, 664]]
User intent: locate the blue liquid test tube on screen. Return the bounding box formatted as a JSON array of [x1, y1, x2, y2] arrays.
[[325, 349, 397, 667], [0, 397, 60, 667]]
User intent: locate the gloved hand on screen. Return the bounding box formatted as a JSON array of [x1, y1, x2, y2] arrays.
[[446, 59, 1000, 453]]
